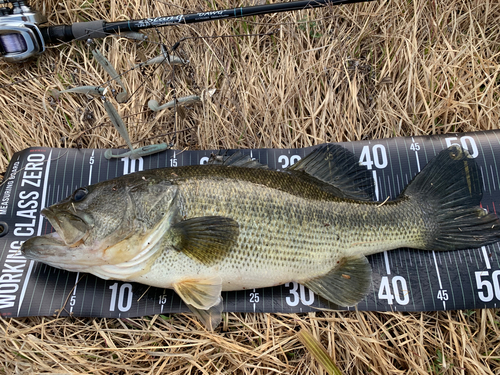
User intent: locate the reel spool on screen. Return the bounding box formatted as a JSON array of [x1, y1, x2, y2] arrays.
[[0, 0, 46, 62]]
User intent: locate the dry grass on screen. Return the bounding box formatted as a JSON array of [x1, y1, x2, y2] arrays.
[[1, 311, 500, 374], [1, 0, 500, 373]]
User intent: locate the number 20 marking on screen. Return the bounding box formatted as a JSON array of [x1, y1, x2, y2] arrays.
[[278, 155, 301, 169]]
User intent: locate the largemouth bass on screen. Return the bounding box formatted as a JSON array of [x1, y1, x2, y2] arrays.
[[21, 145, 500, 329]]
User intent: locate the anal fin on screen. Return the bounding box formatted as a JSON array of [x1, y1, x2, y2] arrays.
[[304, 256, 372, 307]]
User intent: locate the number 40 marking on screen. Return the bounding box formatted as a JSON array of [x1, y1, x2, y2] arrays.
[[378, 276, 410, 305], [359, 145, 388, 170]]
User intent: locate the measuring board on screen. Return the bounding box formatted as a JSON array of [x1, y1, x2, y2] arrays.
[[0, 130, 499, 318]]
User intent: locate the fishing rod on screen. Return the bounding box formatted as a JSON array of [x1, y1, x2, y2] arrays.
[[0, 0, 373, 63]]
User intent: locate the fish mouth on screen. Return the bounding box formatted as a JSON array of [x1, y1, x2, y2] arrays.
[[41, 207, 90, 246], [21, 231, 85, 270], [22, 230, 66, 257]]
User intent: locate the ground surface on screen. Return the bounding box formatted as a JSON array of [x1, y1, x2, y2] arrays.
[[0, 0, 499, 373]]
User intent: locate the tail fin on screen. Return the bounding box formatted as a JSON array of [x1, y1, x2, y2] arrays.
[[402, 145, 500, 250]]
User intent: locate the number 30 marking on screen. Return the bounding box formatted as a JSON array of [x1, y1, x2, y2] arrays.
[[285, 282, 315, 306]]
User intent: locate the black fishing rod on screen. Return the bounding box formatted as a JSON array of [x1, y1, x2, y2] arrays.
[[0, 0, 373, 63]]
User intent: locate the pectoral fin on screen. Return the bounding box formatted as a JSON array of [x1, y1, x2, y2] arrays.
[[304, 255, 372, 307], [167, 216, 239, 265], [173, 277, 223, 330]]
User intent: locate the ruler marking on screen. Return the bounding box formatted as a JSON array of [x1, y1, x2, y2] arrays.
[[384, 252, 391, 275], [89, 150, 95, 185], [485, 133, 500, 191], [480, 166, 487, 192], [432, 252, 443, 289], [383, 176, 392, 200], [45, 268, 61, 316], [443, 253, 455, 308], [495, 244, 500, 269], [431, 251, 446, 309], [69, 272, 80, 314], [410, 251, 420, 310], [372, 170, 379, 201], [481, 246, 491, 270], [452, 251, 465, 309], [491, 165, 496, 191]]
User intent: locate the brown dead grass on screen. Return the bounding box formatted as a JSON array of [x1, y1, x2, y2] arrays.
[[1, 311, 500, 374], [1, 0, 500, 373]]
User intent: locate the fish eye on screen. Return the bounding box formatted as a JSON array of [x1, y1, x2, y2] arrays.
[[72, 188, 88, 202]]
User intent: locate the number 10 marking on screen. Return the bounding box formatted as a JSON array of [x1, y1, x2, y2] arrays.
[[109, 283, 133, 312]]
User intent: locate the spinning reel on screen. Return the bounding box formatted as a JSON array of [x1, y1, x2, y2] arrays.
[[0, 0, 113, 63]]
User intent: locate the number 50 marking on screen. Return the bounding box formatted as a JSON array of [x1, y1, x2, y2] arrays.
[[445, 136, 478, 158], [475, 271, 500, 302]]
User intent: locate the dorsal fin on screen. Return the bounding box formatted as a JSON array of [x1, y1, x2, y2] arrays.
[[287, 144, 375, 201], [207, 151, 268, 169]]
